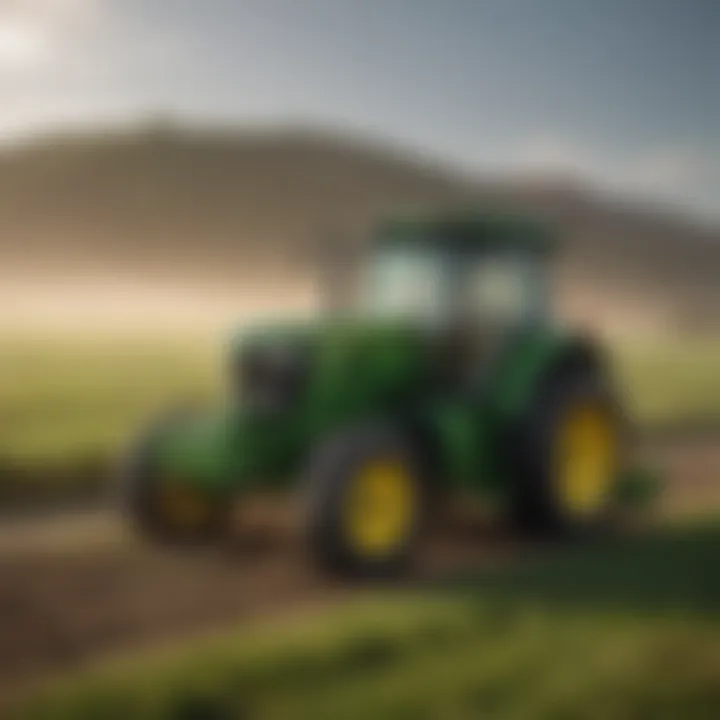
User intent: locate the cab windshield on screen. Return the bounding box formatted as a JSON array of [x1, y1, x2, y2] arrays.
[[361, 245, 449, 321], [360, 244, 546, 325]]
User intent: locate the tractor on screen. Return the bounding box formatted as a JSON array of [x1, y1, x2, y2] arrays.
[[122, 211, 651, 578]]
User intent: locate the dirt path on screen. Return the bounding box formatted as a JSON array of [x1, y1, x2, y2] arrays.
[[1, 434, 718, 697], [0, 518, 522, 698], [0, 537, 333, 695]]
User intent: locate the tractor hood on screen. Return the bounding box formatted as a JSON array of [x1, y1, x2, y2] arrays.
[[230, 317, 432, 420], [231, 317, 428, 363], [234, 316, 418, 344]]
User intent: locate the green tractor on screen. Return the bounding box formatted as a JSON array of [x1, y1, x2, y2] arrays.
[[122, 212, 650, 578]]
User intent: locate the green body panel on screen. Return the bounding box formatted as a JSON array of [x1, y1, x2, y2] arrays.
[[492, 326, 575, 420], [156, 319, 575, 504], [158, 320, 430, 492], [418, 327, 584, 497]]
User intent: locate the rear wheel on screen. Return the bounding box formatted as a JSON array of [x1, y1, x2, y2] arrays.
[[511, 370, 623, 536], [306, 425, 428, 578]]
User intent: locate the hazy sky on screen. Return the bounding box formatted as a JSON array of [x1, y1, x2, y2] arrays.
[[1, 0, 718, 218]]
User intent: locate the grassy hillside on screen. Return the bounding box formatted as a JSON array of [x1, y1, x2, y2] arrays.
[[0, 127, 478, 279], [1, 125, 719, 332], [10, 521, 720, 719]]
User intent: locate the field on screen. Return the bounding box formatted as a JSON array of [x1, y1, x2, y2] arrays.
[[0, 330, 719, 718], [0, 331, 221, 508], [617, 340, 720, 430], [6, 517, 720, 720], [0, 331, 220, 462]]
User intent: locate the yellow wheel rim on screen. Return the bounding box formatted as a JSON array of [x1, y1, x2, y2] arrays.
[[157, 482, 213, 531], [556, 404, 617, 517], [345, 458, 416, 557]]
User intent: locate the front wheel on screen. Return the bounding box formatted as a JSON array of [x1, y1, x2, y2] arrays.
[[305, 425, 429, 579], [119, 412, 229, 545]]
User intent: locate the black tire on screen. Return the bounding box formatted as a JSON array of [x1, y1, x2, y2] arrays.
[[118, 410, 228, 545], [305, 424, 429, 579], [510, 368, 625, 538]]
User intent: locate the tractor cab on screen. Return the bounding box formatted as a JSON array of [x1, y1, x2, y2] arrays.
[[355, 214, 555, 383], [359, 214, 553, 330]]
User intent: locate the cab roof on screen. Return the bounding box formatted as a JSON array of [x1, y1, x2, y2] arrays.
[[376, 210, 555, 255]]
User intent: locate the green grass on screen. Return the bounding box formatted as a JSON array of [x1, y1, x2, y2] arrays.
[[9, 521, 720, 720], [616, 339, 720, 429], [0, 332, 220, 464], [0, 332, 719, 506], [0, 331, 221, 507]]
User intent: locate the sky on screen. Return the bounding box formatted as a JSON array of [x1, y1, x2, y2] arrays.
[[0, 0, 718, 219]]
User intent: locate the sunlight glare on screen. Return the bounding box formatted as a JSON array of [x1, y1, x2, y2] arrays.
[[0, 18, 49, 68]]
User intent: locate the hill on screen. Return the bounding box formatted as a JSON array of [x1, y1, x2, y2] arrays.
[[0, 125, 719, 335]]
